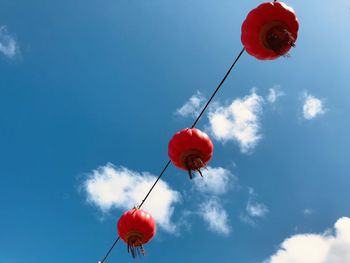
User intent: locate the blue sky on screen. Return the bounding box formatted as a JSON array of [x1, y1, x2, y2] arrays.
[[1, 0, 350, 262]]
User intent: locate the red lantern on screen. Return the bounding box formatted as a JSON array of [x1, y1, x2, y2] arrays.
[[168, 128, 213, 179], [117, 209, 156, 258], [241, 1, 299, 60]]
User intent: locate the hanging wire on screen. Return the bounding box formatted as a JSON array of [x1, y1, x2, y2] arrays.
[[98, 47, 245, 263], [191, 47, 245, 128], [138, 160, 172, 209], [98, 237, 120, 263]]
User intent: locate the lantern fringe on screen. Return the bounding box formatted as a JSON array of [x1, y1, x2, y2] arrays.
[[186, 157, 206, 180], [127, 239, 145, 258]]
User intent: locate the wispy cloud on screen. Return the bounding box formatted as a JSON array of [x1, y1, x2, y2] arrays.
[[199, 198, 231, 236], [82, 164, 181, 232], [0, 26, 18, 58], [208, 89, 264, 153], [241, 187, 269, 225], [302, 93, 326, 120], [303, 208, 313, 216], [246, 201, 269, 217], [192, 166, 236, 236], [176, 91, 206, 118], [266, 87, 285, 103], [263, 217, 350, 263], [193, 166, 237, 195]]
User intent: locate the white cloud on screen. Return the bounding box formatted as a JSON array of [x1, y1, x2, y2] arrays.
[[83, 164, 181, 232], [176, 91, 206, 118], [193, 166, 236, 195], [0, 26, 18, 58], [267, 87, 285, 103], [208, 89, 264, 153], [263, 217, 350, 263], [246, 201, 269, 217], [302, 93, 325, 120], [199, 198, 231, 236]]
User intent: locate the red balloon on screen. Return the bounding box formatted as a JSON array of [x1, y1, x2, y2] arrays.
[[117, 209, 156, 258], [241, 1, 299, 60], [168, 128, 213, 179]]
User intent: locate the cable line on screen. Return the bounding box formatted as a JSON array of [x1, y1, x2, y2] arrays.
[[98, 47, 245, 263], [98, 237, 120, 263], [191, 47, 245, 128]]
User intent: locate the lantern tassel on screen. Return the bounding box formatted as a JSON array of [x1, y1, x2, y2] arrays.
[[185, 157, 207, 179], [127, 237, 145, 258], [185, 163, 194, 180], [187, 169, 193, 180]]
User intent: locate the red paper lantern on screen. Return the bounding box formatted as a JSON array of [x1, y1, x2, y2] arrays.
[[117, 209, 156, 258], [168, 128, 213, 179], [241, 1, 299, 60]]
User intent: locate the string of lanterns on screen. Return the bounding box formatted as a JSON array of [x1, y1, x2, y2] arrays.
[[100, 1, 299, 261]]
